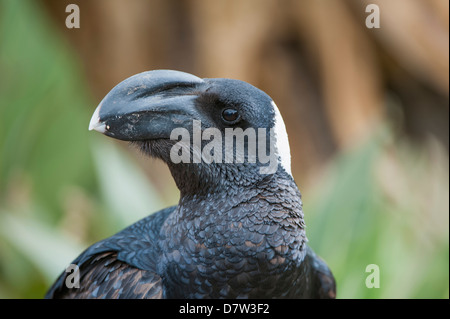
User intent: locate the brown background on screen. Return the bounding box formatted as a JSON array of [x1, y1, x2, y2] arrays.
[[41, 0, 449, 190]]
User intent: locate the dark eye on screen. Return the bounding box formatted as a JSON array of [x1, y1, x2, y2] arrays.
[[221, 108, 240, 123]]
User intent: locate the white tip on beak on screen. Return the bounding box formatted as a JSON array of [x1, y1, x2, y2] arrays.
[[89, 104, 106, 133]]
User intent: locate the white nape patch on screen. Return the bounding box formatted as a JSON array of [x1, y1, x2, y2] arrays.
[[271, 101, 292, 176], [89, 103, 106, 133]]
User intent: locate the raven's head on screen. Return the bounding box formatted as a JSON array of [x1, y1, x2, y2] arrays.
[[89, 70, 292, 194]]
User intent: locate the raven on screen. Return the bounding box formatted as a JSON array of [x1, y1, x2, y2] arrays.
[[45, 70, 336, 299]]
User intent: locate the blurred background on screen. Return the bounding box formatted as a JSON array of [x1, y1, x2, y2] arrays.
[[0, 0, 448, 298]]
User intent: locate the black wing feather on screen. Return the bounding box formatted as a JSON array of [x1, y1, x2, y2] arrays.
[[49, 252, 163, 299], [45, 206, 175, 299], [304, 246, 336, 298]]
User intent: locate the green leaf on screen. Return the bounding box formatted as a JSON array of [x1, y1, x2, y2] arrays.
[[0, 211, 85, 284], [90, 137, 166, 227]]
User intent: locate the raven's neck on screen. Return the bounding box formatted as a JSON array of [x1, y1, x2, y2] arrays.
[[159, 167, 308, 298], [167, 162, 287, 198], [165, 164, 306, 243]]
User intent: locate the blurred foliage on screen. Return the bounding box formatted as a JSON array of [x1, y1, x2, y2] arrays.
[[305, 129, 449, 298], [0, 0, 448, 299], [0, 0, 165, 298]]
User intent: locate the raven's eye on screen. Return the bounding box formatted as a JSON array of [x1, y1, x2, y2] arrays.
[[221, 108, 240, 123]]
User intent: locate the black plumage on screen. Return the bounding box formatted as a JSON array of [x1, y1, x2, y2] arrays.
[[45, 70, 335, 299]]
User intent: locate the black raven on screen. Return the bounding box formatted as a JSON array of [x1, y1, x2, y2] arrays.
[[45, 70, 336, 299]]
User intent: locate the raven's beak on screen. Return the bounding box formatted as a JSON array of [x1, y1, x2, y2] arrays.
[[89, 70, 204, 141]]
